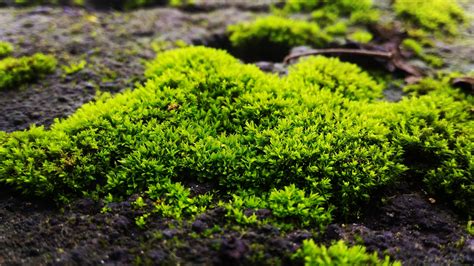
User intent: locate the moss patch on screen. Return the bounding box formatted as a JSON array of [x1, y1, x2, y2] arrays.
[[0, 53, 57, 90], [393, 0, 467, 36], [0, 41, 14, 58], [228, 16, 332, 60], [293, 239, 401, 266], [0, 47, 472, 232]]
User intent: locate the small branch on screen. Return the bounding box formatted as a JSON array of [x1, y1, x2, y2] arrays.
[[283, 49, 393, 64]]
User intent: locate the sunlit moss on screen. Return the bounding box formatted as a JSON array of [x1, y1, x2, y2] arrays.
[[228, 16, 332, 57], [293, 239, 401, 266], [394, 0, 467, 36], [0, 41, 14, 58], [0, 47, 471, 228], [0, 53, 57, 90]]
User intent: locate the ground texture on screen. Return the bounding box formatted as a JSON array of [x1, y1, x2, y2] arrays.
[[0, 3, 473, 265]]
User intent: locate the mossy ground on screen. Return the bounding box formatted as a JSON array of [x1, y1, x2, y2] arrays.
[[0, 1, 473, 265]]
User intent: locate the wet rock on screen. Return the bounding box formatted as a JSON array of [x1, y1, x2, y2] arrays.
[[109, 248, 127, 261], [287, 230, 312, 243], [220, 237, 248, 262], [191, 219, 208, 233], [162, 229, 177, 239], [148, 249, 166, 261], [112, 215, 131, 230]]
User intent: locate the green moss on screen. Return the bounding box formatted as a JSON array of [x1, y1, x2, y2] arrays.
[[402, 39, 424, 56], [228, 16, 332, 57], [324, 21, 347, 36], [169, 0, 194, 7], [402, 38, 444, 68], [284, 0, 373, 14], [293, 239, 401, 266], [365, 76, 473, 213], [468, 221, 474, 236], [0, 41, 14, 58], [348, 30, 373, 44], [285, 56, 383, 101], [0, 47, 472, 229], [62, 59, 87, 75], [222, 184, 332, 229], [394, 0, 467, 36], [284, 0, 379, 25], [0, 53, 57, 90]]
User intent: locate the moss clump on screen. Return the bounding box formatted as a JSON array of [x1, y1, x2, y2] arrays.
[[0, 41, 14, 58], [221, 185, 332, 229], [293, 239, 401, 266], [228, 16, 332, 60], [0, 47, 472, 226], [348, 30, 373, 44], [284, 0, 373, 15], [0, 47, 404, 222], [401, 39, 443, 67], [284, 0, 379, 25], [393, 0, 467, 36], [364, 76, 473, 214], [3, 0, 178, 9], [0, 53, 57, 90], [285, 56, 383, 101]]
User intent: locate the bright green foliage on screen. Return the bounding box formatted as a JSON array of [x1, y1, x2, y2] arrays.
[[3, 0, 189, 9], [402, 39, 424, 55], [132, 196, 147, 209], [362, 76, 473, 214], [0, 47, 404, 221], [324, 22, 347, 36], [285, 56, 383, 101], [268, 184, 331, 228], [468, 220, 474, 236], [348, 30, 373, 44], [0, 53, 57, 90], [148, 180, 212, 219], [0, 41, 13, 58], [284, 0, 379, 25], [402, 39, 443, 67], [228, 16, 332, 55], [284, 0, 373, 14], [293, 239, 401, 266], [393, 0, 466, 36], [222, 184, 332, 229], [169, 0, 194, 7], [222, 194, 263, 225], [395, 96, 472, 213], [135, 213, 150, 228], [0, 46, 472, 227], [63, 59, 87, 75]]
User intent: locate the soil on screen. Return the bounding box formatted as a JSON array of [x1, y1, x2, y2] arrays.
[[0, 3, 473, 266]]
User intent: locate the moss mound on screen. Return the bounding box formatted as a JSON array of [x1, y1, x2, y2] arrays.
[[284, 0, 379, 25], [285, 56, 383, 101], [0, 53, 57, 90], [293, 239, 401, 266], [228, 16, 332, 61], [0, 47, 472, 226], [393, 0, 467, 36], [0, 41, 13, 58]]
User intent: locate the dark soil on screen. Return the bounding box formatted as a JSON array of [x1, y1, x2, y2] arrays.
[[1, 186, 472, 265], [1, 4, 473, 265]]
